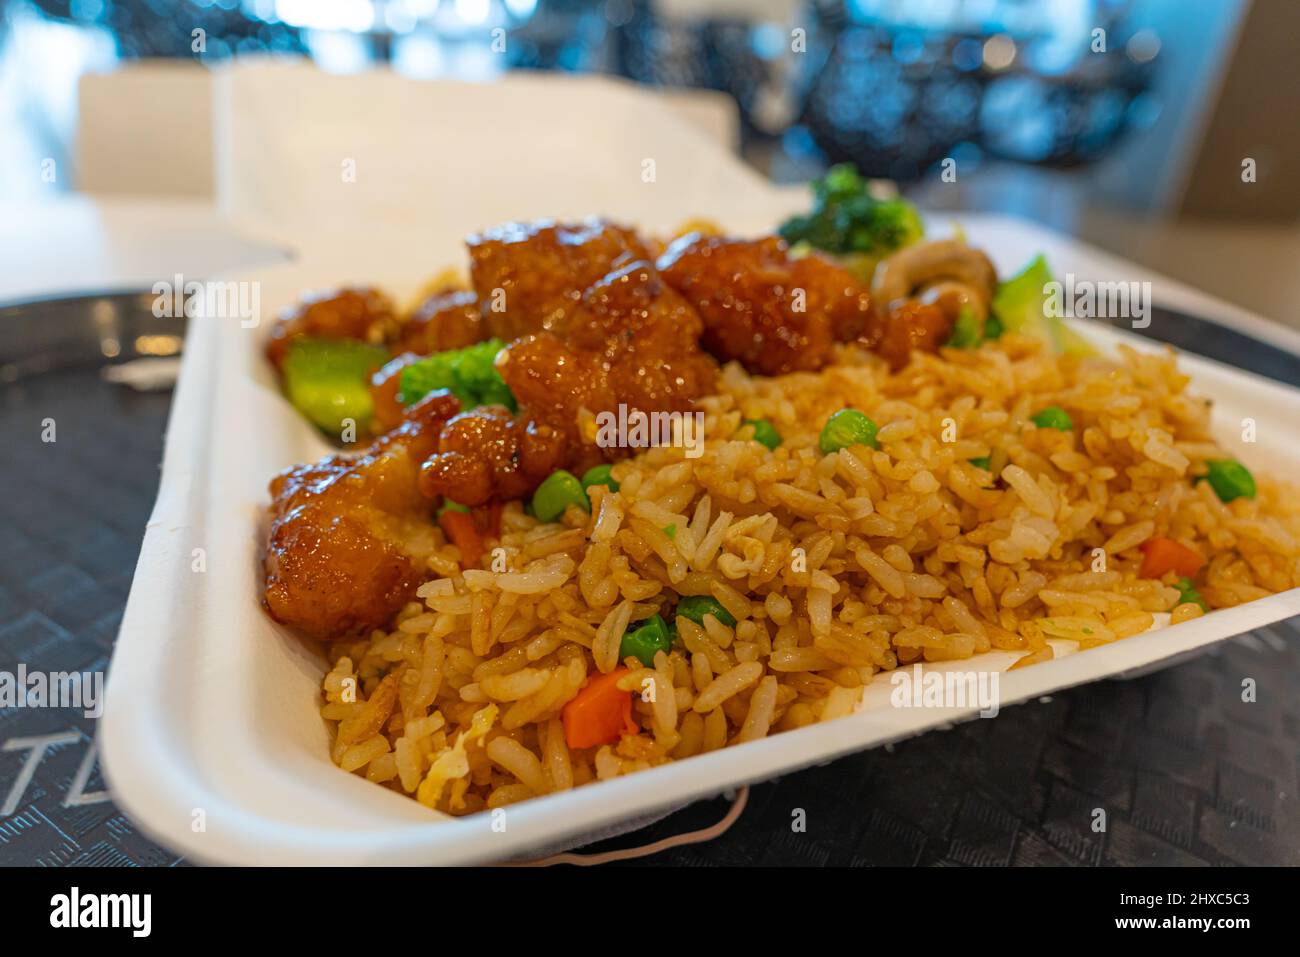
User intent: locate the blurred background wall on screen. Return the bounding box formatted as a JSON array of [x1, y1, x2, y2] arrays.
[[2, 0, 1298, 319]]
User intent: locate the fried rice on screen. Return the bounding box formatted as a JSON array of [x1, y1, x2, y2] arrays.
[[319, 333, 1300, 816]]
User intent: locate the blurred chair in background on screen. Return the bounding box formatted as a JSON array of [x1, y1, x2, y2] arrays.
[[3, 0, 1297, 320]]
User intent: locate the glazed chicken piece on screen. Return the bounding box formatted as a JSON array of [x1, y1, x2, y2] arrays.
[[512, 259, 716, 417], [877, 301, 953, 370], [656, 234, 881, 376], [368, 352, 424, 434], [467, 218, 651, 341], [393, 289, 486, 356], [418, 403, 572, 507], [265, 287, 399, 369], [263, 390, 461, 639], [419, 260, 717, 506]]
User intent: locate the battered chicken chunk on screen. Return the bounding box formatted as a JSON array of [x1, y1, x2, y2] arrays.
[[368, 352, 424, 434], [418, 261, 717, 506], [418, 403, 571, 507], [510, 260, 715, 417], [263, 391, 460, 639], [467, 218, 650, 341], [265, 287, 399, 370], [393, 289, 486, 356], [656, 234, 881, 376], [878, 300, 953, 371]]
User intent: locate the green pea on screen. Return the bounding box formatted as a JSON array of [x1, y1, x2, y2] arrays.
[[819, 408, 879, 454], [1200, 459, 1256, 503], [1175, 576, 1208, 612], [1031, 405, 1073, 431], [968, 456, 991, 471], [619, 613, 674, 667], [580, 463, 619, 493], [742, 419, 782, 450], [530, 470, 590, 522], [437, 499, 471, 518], [675, 595, 737, 628]]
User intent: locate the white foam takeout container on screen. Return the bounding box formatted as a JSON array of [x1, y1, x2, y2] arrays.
[[101, 211, 1300, 865]]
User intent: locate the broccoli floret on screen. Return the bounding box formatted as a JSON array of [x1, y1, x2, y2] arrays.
[[398, 338, 516, 412], [779, 163, 924, 257]]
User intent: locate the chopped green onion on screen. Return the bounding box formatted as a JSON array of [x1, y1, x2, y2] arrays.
[[1199, 458, 1256, 503], [819, 408, 879, 454], [675, 595, 737, 629], [944, 306, 982, 349], [968, 456, 991, 471], [619, 614, 675, 667], [530, 470, 590, 523], [663, 524, 677, 541], [1174, 576, 1208, 612], [1030, 406, 1073, 431], [580, 463, 619, 493], [742, 418, 782, 450]]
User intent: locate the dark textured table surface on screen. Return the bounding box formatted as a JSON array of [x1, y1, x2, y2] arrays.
[[0, 296, 1296, 867]]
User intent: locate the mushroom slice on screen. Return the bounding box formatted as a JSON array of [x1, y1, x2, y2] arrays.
[[872, 240, 996, 307]]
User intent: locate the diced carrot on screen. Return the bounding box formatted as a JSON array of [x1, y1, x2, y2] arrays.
[[1139, 537, 1205, 579], [562, 667, 639, 750], [439, 509, 486, 569], [479, 500, 503, 539]]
